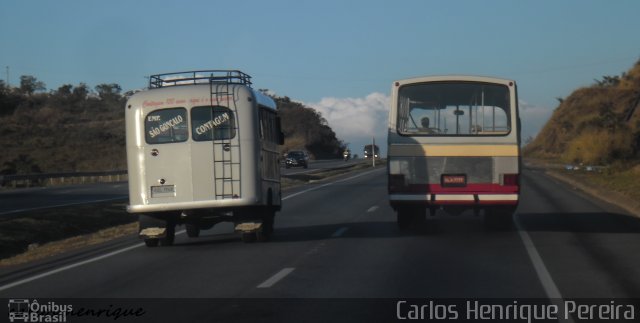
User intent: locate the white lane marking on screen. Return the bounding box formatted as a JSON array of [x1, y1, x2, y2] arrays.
[[332, 227, 349, 238], [257, 267, 295, 288], [0, 243, 142, 292], [282, 168, 383, 201], [0, 197, 127, 216], [0, 230, 186, 292], [515, 215, 575, 323], [367, 206, 379, 213]]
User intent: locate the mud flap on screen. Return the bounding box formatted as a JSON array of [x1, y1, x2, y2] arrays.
[[235, 222, 263, 233], [139, 227, 167, 239]]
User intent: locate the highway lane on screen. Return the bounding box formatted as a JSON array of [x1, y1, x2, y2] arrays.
[[0, 159, 365, 215], [0, 182, 129, 215], [2, 166, 640, 321], [280, 158, 366, 176]]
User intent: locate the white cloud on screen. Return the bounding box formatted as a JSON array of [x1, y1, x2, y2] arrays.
[[308, 92, 390, 154], [304, 95, 553, 155], [518, 100, 555, 140]]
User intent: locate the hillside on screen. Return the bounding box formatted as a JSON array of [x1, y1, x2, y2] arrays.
[[0, 77, 344, 176], [524, 59, 640, 166]]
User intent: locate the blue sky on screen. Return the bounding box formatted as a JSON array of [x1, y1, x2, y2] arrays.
[[2, 0, 640, 155]]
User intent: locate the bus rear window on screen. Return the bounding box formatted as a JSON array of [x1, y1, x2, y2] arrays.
[[397, 82, 511, 136], [191, 106, 236, 141], [145, 108, 188, 144]]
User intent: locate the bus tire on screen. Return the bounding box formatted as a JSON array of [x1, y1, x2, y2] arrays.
[[258, 210, 275, 242], [144, 239, 159, 247], [241, 232, 257, 243], [159, 222, 176, 246], [397, 207, 413, 230], [185, 224, 200, 238]]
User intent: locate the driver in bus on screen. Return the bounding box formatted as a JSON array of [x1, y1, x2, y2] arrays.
[[420, 116, 434, 134]]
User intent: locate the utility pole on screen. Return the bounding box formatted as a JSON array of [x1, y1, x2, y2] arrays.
[[5, 66, 9, 86], [372, 136, 376, 167]]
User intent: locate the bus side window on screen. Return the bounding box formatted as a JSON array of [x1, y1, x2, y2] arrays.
[[259, 106, 282, 144]]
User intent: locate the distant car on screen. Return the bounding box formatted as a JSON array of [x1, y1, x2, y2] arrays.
[[285, 151, 309, 169]]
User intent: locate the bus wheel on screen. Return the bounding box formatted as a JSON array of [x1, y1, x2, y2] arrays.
[[397, 207, 426, 230], [185, 224, 200, 238], [241, 232, 257, 243], [257, 211, 275, 242], [397, 207, 413, 230], [144, 239, 159, 247], [484, 207, 514, 230], [159, 222, 176, 246], [139, 214, 173, 247]]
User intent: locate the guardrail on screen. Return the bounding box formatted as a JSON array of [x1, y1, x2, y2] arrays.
[[0, 170, 128, 188]]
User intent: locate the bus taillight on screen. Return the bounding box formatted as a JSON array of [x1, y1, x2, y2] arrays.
[[502, 174, 519, 186]]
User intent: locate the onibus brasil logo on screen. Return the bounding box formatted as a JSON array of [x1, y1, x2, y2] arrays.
[[8, 299, 72, 323]]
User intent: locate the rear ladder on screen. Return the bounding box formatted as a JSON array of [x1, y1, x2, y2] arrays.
[[211, 76, 242, 199]]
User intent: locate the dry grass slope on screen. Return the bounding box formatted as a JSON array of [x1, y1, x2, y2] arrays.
[[524, 59, 640, 166]]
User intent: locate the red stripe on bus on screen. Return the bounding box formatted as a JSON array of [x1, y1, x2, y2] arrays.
[[400, 184, 519, 194]]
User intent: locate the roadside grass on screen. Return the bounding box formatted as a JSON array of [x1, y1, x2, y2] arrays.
[[553, 166, 640, 204], [525, 158, 640, 215], [0, 161, 382, 267], [0, 201, 135, 267]]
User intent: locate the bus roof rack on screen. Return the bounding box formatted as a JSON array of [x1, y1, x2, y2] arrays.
[[149, 70, 252, 89]]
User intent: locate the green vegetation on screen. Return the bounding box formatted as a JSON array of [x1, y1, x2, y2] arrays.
[[524, 58, 640, 209], [269, 94, 346, 159], [0, 201, 134, 262], [0, 77, 127, 174], [524, 58, 640, 166], [0, 76, 344, 176]]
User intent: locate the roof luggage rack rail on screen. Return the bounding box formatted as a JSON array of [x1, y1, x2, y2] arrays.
[[148, 70, 252, 89]]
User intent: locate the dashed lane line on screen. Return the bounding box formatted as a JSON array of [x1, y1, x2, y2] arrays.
[[331, 227, 349, 238], [257, 268, 295, 288]]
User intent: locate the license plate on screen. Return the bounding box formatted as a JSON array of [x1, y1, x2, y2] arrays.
[[441, 174, 466, 187], [151, 185, 175, 197]]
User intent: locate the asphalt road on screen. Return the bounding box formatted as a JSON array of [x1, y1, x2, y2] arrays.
[[0, 159, 367, 215], [2, 166, 640, 322], [0, 182, 129, 215]]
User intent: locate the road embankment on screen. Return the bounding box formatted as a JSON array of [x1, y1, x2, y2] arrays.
[[524, 158, 640, 218]]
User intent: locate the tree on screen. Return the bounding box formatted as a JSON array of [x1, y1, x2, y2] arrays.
[[72, 83, 90, 100], [273, 95, 345, 158], [19, 75, 46, 95], [95, 83, 122, 100], [55, 84, 74, 97], [1, 154, 42, 175]]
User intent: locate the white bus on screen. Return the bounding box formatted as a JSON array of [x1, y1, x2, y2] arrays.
[[387, 75, 521, 229], [126, 70, 283, 246]]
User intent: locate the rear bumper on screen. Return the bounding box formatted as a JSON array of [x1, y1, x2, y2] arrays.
[[127, 197, 261, 213], [389, 193, 518, 206]]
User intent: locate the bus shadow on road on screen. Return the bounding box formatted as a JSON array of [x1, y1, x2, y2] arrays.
[[173, 214, 548, 247], [516, 212, 640, 233]]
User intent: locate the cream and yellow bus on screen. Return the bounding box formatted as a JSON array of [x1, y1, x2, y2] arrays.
[[387, 75, 520, 229], [126, 70, 283, 246]]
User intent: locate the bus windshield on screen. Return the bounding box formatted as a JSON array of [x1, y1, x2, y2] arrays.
[[397, 82, 511, 136]]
